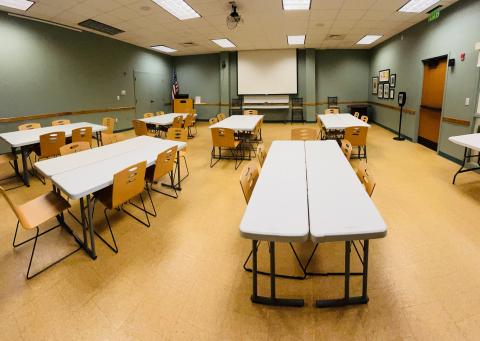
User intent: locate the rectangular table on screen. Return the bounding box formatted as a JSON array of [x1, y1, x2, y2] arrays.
[[35, 136, 186, 259], [209, 115, 263, 132], [0, 122, 106, 186], [448, 133, 480, 184], [318, 113, 370, 130], [139, 113, 193, 127], [239, 140, 387, 307]]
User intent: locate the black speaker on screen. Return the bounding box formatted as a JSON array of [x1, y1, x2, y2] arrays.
[[448, 58, 455, 67]]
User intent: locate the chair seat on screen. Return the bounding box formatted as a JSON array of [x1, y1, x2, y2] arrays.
[[17, 192, 70, 229], [0, 153, 15, 164]]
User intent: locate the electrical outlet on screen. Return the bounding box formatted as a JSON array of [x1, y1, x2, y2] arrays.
[[121, 90, 126, 96], [465, 97, 470, 105], [115, 118, 118, 123], [116, 95, 120, 101]]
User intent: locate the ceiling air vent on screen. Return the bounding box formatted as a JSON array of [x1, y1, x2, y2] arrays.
[[78, 19, 124, 35], [180, 42, 199, 47], [326, 34, 346, 41]]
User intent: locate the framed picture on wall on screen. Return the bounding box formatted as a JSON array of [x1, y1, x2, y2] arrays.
[[390, 88, 395, 99], [372, 77, 379, 94], [390, 73, 396, 87], [378, 83, 384, 99], [379, 69, 390, 82], [384, 83, 390, 99]]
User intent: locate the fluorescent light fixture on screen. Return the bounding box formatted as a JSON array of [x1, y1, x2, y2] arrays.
[[283, 0, 311, 10], [356, 35, 383, 45], [151, 45, 177, 53], [0, 0, 34, 11], [398, 0, 440, 13], [211, 38, 236, 48], [151, 0, 200, 20], [287, 35, 305, 45]]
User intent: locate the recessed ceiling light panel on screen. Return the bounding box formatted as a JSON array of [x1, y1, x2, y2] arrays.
[[211, 38, 236, 48], [151, 0, 201, 20], [151, 45, 177, 53], [0, 0, 34, 11], [398, 0, 440, 13], [282, 0, 311, 10], [356, 35, 383, 45], [287, 35, 305, 45]]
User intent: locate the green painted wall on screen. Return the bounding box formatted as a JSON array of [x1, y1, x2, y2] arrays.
[[0, 11, 173, 146], [369, 0, 480, 160], [316, 50, 370, 115]]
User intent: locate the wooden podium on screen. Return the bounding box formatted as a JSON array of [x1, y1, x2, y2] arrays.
[[173, 98, 193, 113]]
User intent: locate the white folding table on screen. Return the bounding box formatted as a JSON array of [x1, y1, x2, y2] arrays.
[[448, 133, 480, 184], [209, 115, 263, 132], [0, 122, 106, 186], [139, 113, 193, 127], [318, 113, 370, 130], [240, 141, 309, 306], [35, 136, 186, 259], [305, 140, 387, 307]]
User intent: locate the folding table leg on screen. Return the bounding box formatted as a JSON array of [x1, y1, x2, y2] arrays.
[[11, 147, 20, 176], [452, 147, 480, 184], [250, 241, 304, 307], [20, 147, 30, 187]]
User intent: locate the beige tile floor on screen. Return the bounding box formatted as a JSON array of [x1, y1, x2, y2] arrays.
[[1, 122, 480, 340]]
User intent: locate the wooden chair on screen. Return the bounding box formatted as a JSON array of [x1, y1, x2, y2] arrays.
[[184, 114, 196, 138], [239, 162, 259, 203], [243, 110, 258, 116], [291, 128, 318, 141], [72, 126, 92, 146], [59, 142, 91, 156], [102, 117, 115, 134], [132, 120, 155, 137], [344, 126, 368, 159], [102, 133, 126, 145], [39, 132, 66, 159], [52, 119, 70, 126], [354, 112, 360, 118], [360, 115, 369, 123], [166, 128, 189, 182], [324, 108, 339, 114], [0, 153, 23, 190], [146, 146, 178, 199], [340, 139, 353, 160], [93, 161, 150, 253], [144, 113, 154, 118], [155, 111, 165, 116], [210, 128, 242, 169], [0, 186, 80, 279], [356, 161, 376, 196], [172, 116, 183, 128], [18, 123, 41, 130], [217, 113, 226, 121], [209, 117, 218, 125], [256, 144, 267, 167]]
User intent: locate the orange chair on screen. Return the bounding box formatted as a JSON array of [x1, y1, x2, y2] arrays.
[[72, 127, 93, 146], [132, 120, 156, 137], [59, 142, 91, 156], [145, 146, 178, 199], [344, 126, 368, 159], [52, 119, 71, 126], [210, 128, 242, 169]]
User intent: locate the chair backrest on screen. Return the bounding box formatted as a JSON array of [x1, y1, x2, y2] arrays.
[[341, 139, 352, 160], [291, 128, 317, 141], [256, 144, 267, 167], [354, 112, 360, 118], [102, 133, 125, 145], [102, 117, 115, 134], [327, 96, 338, 108], [52, 119, 70, 126], [243, 110, 258, 116], [172, 116, 183, 128], [344, 126, 368, 147], [59, 142, 91, 156], [239, 162, 259, 204], [155, 111, 165, 116], [0, 186, 26, 228], [360, 115, 369, 123], [209, 117, 218, 125], [166, 127, 188, 142], [132, 120, 148, 136], [324, 108, 339, 114], [72, 126, 92, 145], [356, 161, 376, 197], [112, 161, 147, 208], [152, 146, 178, 181], [144, 113, 154, 118], [291, 98, 303, 108], [184, 114, 195, 128], [217, 113, 226, 121], [18, 123, 41, 131], [39, 132, 66, 158], [211, 128, 237, 148]]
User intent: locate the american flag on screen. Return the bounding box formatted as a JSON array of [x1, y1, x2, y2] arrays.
[[171, 70, 179, 100]]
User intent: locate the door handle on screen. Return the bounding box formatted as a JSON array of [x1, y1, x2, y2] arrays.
[[420, 105, 442, 111]]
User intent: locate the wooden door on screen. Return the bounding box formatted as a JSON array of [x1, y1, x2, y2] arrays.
[[418, 57, 447, 150]]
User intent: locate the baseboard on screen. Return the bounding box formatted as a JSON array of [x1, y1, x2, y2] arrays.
[[438, 151, 463, 165], [115, 127, 133, 133], [370, 120, 413, 141]]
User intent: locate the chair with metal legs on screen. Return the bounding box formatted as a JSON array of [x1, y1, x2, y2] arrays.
[[166, 128, 190, 183], [18, 123, 41, 176], [92, 161, 151, 253], [0, 153, 24, 190], [51, 119, 71, 126], [210, 128, 242, 169], [1, 186, 81, 279], [256, 144, 267, 167], [145, 145, 178, 201], [356, 161, 376, 197]]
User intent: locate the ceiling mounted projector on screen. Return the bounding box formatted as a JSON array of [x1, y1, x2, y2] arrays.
[[226, 2, 242, 30]]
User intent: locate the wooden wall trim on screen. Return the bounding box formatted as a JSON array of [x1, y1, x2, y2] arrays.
[[368, 101, 416, 115], [0, 106, 135, 123], [442, 116, 471, 126]]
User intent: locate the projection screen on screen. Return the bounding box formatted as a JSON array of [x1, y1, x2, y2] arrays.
[[237, 49, 297, 95]]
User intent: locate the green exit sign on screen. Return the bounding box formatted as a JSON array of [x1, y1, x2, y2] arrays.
[[428, 9, 440, 22]]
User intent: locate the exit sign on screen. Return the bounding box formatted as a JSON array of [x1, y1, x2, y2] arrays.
[[428, 9, 440, 22]]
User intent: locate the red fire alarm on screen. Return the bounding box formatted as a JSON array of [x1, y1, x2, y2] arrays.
[[460, 52, 465, 61]]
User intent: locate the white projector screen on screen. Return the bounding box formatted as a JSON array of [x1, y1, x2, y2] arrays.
[[237, 49, 297, 95]]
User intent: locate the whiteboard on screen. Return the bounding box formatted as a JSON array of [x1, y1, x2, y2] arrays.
[[238, 50, 297, 95]]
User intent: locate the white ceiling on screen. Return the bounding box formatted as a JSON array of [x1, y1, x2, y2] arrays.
[[2, 0, 459, 55]]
